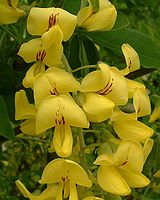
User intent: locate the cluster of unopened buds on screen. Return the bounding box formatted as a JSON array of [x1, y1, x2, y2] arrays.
[[1, 0, 154, 199]]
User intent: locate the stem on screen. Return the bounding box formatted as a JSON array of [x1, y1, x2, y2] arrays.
[[72, 65, 96, 73], [62, 53, 72, 74]]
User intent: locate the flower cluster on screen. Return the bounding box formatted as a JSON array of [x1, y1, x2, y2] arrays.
[[0, 0, 154, 199]]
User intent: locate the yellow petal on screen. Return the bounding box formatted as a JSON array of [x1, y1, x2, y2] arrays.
[[53, 125, 73, 158], [15, 180, 33, 199], [82, 5, 117, 31], [15, 90, 36, 120], [133, 87, 151, 117], [118, 168, 150, 188], [110, 110, 137, 121], [154, 170, 160, 178], [0, 1, 25, 25], [34, 67, 80, 107], [20, 119, 36, 136], [112, 120, 153, 142], [69, 183, 78, 200], [127, 79, 143, 98], [18, 38, 42, 63], [80, 63, 110, 92], [27, 7, 77, 41], [94, 154, 114, 166], [97, 166, 131, 196], [41, 25, 63, 49], [36, 95, 89, 134], [115, 140, 144, 173], [40, 158, 92, 187], [149, 106, 160, 123], [82, 93, 115, 122], [83, 197, 103, 200], [121, 43, 140, 75], [22, 63, 45, 89], [143, 138, 154, 163]]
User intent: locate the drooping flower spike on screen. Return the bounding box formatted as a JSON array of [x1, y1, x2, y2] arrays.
[[15, 90, 37, 135], [77, 0, 117, 31], [40, 158, 92, 200], [94, 139, 150, 196], [0, 0, 25, 24], [36, 94, 89, 157], [15, 180, 57, 200], [80, 62, 128, 122], [110, 110, 153, 142]]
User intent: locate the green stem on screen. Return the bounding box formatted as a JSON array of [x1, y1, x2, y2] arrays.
[[72, 65, 96, 73], [0, 25, 19, 43], [62, 53, 72, 74]]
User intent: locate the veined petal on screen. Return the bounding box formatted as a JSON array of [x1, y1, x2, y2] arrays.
[[118, 168, 150, 188], [82, 5, 117, 31], [36, 95, 89, 134], [112, 120, 153, 142], [80, 63, 110, 92], [121, 44, 140, 75], [69, 183, 78, 200], [97, 166, 131, 196], [20, 119, 36, 136], [149, 106, 160, 123], [27, 7, 77, 41], [0, 1, 25, 25], [82, 93, 115, 122], [103, 67, 128, 105], [18, 38, 42, 63], [34, 67, 80, 107], [22, 63, 45, 89], [41, 25, 63, 49], [41, 158, 92, 187], [133, 87, 151, 117], [114, 140, 144, 173], [53, 125, 73, 158], [15, 90, 36, 120]]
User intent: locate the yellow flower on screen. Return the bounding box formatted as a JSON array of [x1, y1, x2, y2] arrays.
[[16, 180, 57, 200], [36, 94, 89, 157], [77, 0, 117, 31], [18, 35, 63, 67], [94, 139, 150, 196], [83, 197, 103, 200], [80, 62, 128, 122], [15, 90, 37, 135], [154, 169, 160, 178], [127, 79, 151, 117], [0, 0, 25, 24], [110, 110, 153, 142], [143, 138, 154, 163], [149, 106, 160, 123], [40, 158, 92, 200], [33, 67, 80, 107], [27, 7, 77, 41], [121, 43, 140, 75]]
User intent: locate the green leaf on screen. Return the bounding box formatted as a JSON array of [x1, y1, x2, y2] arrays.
[[112, 13, 130, 31], [0, 95, 15, 139], [63, 0, 81, 14], [86, 28, 160, 69]]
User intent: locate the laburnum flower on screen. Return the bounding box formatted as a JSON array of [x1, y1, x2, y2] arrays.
[[36, 94, 89, 157], [127, 79, 151, 117], [121, 43, 140, 75], [94, 139, 150, 196], [33, 67, 80, 107], [0, 0, 25, 24], [77, 0, 117, 31], [110, 110, 153, 142], [27, 7, 77, 42], [80, 62, 128, 122], [18, 34, 63, 67], [15, 90, 37, 135], [143, 138, 154, 163], [16, 180, 57, 200], [40, 158, 92, 200], [83, 197, 103, 200], [149, 106, 160, 123]]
